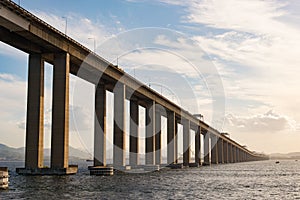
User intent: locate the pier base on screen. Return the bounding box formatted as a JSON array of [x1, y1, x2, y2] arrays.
[[16, 165, 78, 175], [167, 163, 184, 169], [202, 162, 211, 166], [113, 165, 132, 173], [88, 166, 114, 176], [143, 165, 160, 172], [189, 163, 200, 168]]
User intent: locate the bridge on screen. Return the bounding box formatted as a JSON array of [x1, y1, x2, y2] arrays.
[[0, 0, 268, 175]]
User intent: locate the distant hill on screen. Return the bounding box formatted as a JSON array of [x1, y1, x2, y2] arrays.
[[0, 143, 24, 161], [0, 143, 92, 161], [269, 152, 300, 160]]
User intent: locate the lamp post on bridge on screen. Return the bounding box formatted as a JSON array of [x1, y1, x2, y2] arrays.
[[88, 37, 96, 53], [193, 114, 204, 121], [62, 17, 68, 35]]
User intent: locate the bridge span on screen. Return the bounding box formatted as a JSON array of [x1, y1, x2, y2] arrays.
[[0, 0, 268, 175]]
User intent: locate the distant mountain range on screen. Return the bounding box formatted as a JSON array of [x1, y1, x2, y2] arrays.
[[269, 152, 300, 160], [1, 143, 299, 161], [0, 143, 92, 161]]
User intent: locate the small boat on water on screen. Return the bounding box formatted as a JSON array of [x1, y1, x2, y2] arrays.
[[0, 167, 8, 190]]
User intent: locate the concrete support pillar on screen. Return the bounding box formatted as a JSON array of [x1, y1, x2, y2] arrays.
[[241, 151, 244, 162], [175, 119, 178, 163], [195, 126, 201, 165], [228, 143, 232, 163], [223, 141, 228, 163], [211, 135, 218, 164], [203, 132, 210, 165], [155, 109, 161, 165], [240, 150, 243, 162], [129, 100, 139, 166], [25, 54, 44, 169], [51, 53, 70, 169], [94, 84, 106, 166], [113, 83, 126, 167], [241, 150, 243, 162], [232, 146, 236, 163], [182, 119, 190, 166], [145, 101, 155, 165], [167, 111, 176, 164], [217, 138, 223, 164]]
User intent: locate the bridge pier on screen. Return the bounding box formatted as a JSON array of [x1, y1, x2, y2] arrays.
[[155, 109, 162, 165], [203, 132, 210, 165], [228, 143, 232, 163], [223, 141, 228, 163], [232, 146, 236, 163], [183, 119, 190, 167], [242, 151, 246, 162], [24, 54, 44, 170], [94, 84, 106, 166], [175, 118, 179, 163], [167, 111, 176, 165], [50, 53, 77, 174], [145, 101, 155, 165], [211, 135, 218, 164], [194, 126, 201, 166], [113, 83, 126, 168], [129, 99, 139, 166], [217, 138, 224, 164], [50, 53, 73, 171]]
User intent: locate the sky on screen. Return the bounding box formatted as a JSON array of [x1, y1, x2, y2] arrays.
[[1, 0, 300, 155]]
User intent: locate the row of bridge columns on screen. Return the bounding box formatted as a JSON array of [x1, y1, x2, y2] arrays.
[[20, 53, 72, 174], [20, 52, 263, 175]]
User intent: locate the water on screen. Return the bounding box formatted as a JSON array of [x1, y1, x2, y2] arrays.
[[1, 160, 300, 199]]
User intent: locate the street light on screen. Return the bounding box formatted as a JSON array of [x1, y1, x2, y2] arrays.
[[193, 114, 204, 121], [221, 132, 230, 138], [62, 17, 68, 35], [88, 37, 96, 53]]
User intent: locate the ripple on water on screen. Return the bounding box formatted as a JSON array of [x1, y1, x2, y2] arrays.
[[1, 160, 300, 199]]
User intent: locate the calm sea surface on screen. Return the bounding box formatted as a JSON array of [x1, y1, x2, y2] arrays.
[[1, 160, 300, 199]]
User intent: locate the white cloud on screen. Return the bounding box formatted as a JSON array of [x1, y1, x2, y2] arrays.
[[151, 0, 300, 127], [185, 0, 286, 34], [226, 110, 298, 133], [70, 105, 93, 131]]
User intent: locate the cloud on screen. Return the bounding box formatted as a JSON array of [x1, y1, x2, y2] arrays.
[[149, 0, 300, 127], [225, 110, 298, 133], [70, 105, 93, 131], [184, 0, 286, 34]]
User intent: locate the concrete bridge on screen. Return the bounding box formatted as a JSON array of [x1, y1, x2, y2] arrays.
[[0, 0, 268, 175]]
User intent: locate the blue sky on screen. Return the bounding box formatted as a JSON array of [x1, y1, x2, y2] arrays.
[[1, 0, 300, 154]]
